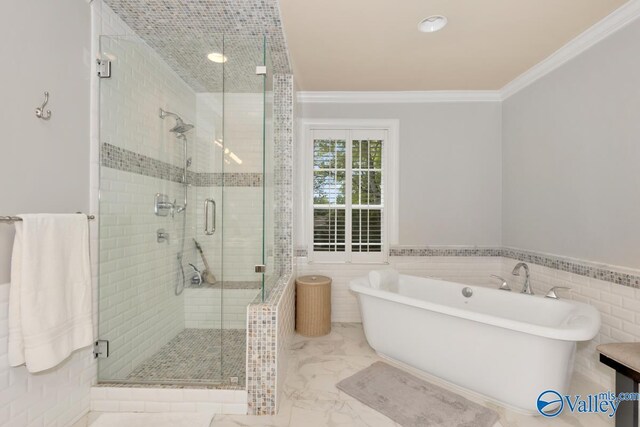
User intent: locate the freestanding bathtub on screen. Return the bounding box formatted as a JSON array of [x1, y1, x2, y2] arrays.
[[350, 272, 601, 413]]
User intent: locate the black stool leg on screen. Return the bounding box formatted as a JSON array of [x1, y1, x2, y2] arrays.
[[616, 373, 638, 427]]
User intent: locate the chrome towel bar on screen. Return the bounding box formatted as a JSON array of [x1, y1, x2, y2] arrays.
[[0, 214, 95, 224]]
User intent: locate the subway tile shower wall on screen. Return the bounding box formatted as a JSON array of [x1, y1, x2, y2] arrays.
[[193, 93, 266, 283], [184, 287, 260, 329], [99, 168, 191, 379]]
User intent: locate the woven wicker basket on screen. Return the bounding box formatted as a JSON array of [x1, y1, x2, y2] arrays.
[[296, 275, 332, 337]]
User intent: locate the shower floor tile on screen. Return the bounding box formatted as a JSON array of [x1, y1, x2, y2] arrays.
[[125, 328, 246, 387]]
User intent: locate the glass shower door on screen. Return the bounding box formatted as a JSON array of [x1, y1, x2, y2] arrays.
[[97, 33, 272, 388], [97, 34, 224, 385]]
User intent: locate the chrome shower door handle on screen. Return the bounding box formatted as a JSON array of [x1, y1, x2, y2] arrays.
[[205, 199, 216, 235]]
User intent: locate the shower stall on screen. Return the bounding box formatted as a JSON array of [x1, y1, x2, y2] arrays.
[[97, 34, 275, 387]]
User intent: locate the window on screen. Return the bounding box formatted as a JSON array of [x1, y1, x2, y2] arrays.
[[304, 120, 398, 263]]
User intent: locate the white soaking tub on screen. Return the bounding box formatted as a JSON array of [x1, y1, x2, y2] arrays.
[[350, 272, 601, 414]]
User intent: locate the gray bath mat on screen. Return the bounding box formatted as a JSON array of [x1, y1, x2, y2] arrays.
[[336, 362, 499, 427]]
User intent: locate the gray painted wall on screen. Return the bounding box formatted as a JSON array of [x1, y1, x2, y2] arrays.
[[502, 17, 640, 269], [0, 1, 91, 283], [298, 102, 503, 247]]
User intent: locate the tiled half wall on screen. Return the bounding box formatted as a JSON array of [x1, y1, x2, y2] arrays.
[[245, 74, 296, 415]]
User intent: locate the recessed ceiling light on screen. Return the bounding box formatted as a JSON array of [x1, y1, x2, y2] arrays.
[[207, 52, 228, 63], [418, 15, 448, 33]]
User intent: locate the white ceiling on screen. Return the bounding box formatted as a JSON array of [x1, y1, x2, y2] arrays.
[[280, 0, 630, 91]]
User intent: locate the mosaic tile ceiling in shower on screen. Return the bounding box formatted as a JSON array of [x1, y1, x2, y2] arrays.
[[104, 0, 291, 93]]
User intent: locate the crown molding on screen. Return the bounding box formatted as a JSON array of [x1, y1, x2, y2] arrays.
[[297, 91, 501, 104], [501, 0, 640, 99], [297, 1, 640, 104]]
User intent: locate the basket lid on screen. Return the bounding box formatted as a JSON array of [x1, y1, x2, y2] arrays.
[[296, 275, 331, 285]]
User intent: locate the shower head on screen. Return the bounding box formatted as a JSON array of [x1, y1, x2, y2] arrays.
[[159, 108, 194, 134], [171, 120, 194, 134]]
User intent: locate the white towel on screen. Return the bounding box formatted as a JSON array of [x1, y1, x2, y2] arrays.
[[8, 214, 93, 372], [369, 269, 400, 293]]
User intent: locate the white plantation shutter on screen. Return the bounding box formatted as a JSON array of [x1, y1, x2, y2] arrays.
[[311, 128, 386, 263], [312, 131, 347, 257]]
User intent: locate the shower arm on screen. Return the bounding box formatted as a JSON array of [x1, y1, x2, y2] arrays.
[[159, 108, 180, 121]]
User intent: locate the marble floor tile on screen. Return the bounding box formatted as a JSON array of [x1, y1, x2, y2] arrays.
[[212, 322, 611, 426]]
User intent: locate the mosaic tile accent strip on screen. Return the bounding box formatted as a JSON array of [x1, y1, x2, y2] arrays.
[[389, 246, 503, 257], [273, 75, 294, 277], [125, 328, 246, 387], [385, 245, 640, 288], [196, 172, 263, 187], [101, 143, 262, 187], [103, 0, 291, 93], [501, 247, 640, 289], [101, 142, 185, 183]]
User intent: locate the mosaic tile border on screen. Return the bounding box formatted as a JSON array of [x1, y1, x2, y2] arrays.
[[273, 75, 294, 277], [389, 247, 503, 257], [501, 247, 640, 288], [295, 247, 502, 258], [297, 245, 640, 288], [197, 172, 262, 187], [101, 143, 262, 187]]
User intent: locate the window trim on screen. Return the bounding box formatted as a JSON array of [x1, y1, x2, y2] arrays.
[[301, 119, 399, 264]]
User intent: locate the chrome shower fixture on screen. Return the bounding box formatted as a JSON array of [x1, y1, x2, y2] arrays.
[[159, 108, 194, 134]]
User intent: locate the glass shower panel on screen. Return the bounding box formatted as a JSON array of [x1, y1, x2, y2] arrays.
[[98, 35, 224, 385], [220, 35, 268, 383], [262, 40, 276, 301]]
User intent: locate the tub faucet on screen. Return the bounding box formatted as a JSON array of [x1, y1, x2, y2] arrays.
[[511, 262, 533, 295], [490, 275, 511, 291]]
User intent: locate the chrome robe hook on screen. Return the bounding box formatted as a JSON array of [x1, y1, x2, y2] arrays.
[[35, 91, 52, 120]]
